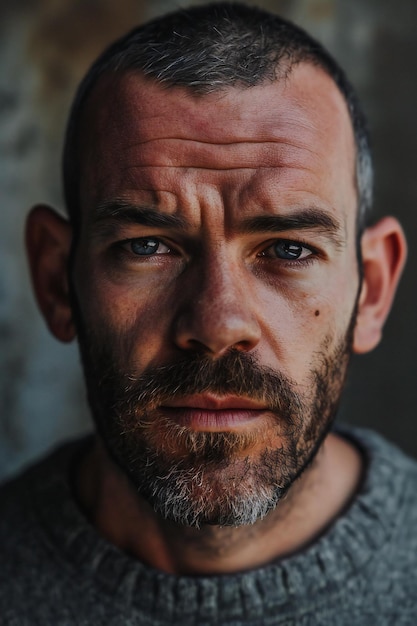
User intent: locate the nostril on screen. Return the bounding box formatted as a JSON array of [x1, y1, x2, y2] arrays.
[[173, 302, 261, 356]]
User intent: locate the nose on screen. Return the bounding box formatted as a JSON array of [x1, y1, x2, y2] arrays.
[[173, 255, 261, 357]]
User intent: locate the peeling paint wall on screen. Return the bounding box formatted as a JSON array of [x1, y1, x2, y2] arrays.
[[1, 0, 416, 480]]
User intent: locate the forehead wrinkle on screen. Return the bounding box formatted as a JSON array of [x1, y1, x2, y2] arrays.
[[124, 137, 318, 149], [121, 137, 319, 171], [80, 68, 357, 242], [119, 165, 321, 179]]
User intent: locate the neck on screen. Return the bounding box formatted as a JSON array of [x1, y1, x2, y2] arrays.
[[76, 432, 363, 576]]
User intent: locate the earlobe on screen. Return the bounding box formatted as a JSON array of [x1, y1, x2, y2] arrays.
[[353, 216, 407, 354], [26, 205, 75, 343]]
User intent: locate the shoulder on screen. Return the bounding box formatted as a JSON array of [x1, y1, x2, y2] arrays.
[[341, 425, 417, 568], [0, 438, 93, 621], [338, 423, 417, 468], [0, 435, 89, 524], [342, 425, 417, 511]]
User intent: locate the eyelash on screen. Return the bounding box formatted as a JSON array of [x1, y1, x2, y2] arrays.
[[114, 236, 319, 268], [258, 238, 319, 267], [114, 237, 174, 260]]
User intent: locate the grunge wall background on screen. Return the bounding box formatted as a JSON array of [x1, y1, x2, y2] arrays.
[[1, 0, 416, 479]]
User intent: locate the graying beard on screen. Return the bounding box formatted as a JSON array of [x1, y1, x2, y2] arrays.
[[115, 412, 304, 528], [131, 453, 287, 528]]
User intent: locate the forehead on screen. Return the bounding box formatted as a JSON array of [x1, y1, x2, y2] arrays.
[[78, 63, 357, 224]]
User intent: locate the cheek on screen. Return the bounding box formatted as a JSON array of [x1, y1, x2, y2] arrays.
[[291, 258, 359, 319], [293, 287, 356, 339], [73, 263, 173, 366], [255, 271, 358, 370]]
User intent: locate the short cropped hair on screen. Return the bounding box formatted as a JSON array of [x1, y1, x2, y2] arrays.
[[63, 2, 373, 234]]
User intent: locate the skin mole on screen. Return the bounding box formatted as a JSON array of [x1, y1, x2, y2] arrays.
[[315, 310, 320, 317]]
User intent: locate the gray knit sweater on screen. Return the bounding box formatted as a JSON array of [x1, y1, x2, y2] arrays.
[[0, 427, 416, 625]]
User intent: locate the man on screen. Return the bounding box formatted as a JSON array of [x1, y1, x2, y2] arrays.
[[0, 2, 414, 624]]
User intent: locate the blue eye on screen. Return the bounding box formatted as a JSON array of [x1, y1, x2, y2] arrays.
[[273, 241, 305, 259], [260, 239, 315, 262], [131, 239, 158, 255], [129, 238, 170, 256]]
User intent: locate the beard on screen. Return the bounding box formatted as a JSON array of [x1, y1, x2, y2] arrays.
[[71, 301, 356, 529]]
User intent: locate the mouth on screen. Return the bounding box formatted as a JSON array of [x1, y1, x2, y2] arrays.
[[160, 394, 268, 430]]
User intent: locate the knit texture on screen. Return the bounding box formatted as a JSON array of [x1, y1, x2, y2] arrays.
[[1, 427, 416, 625]]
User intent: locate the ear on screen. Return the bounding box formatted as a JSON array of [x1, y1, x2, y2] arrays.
[[353, 216, 407, 354], [26, 205, 75, 343]]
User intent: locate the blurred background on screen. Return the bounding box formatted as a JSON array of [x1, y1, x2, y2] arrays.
[[0, 0, 416, 481]]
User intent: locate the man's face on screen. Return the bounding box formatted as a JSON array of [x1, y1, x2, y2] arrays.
[[72, 63, 360, 527]]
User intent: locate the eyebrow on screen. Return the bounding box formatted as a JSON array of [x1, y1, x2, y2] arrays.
[[92, 200, 188, 230], [240, 208, 344, 247], [92, 200, 344, 247]]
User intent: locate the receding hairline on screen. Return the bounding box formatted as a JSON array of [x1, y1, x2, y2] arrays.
[[75, 59, 357, 190]]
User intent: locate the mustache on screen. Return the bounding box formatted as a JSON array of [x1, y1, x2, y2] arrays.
[[103, 349, 305, 418]]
